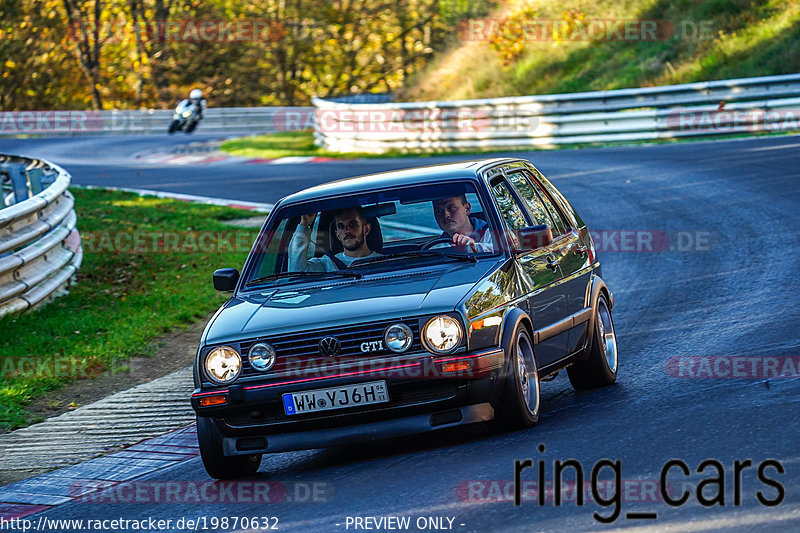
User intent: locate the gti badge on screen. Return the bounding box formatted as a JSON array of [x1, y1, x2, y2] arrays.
[[360, 340, 384, 353], [319, 336, 342, 357]]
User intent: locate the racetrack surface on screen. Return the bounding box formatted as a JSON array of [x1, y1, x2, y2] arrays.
[[2, 133, 799, 531]]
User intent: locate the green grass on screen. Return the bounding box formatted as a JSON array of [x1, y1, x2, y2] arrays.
[[400, 0, 800, 101], [0, 189, 259, 430], [220, 127, 799, 159], [219, 130, 425, 159]]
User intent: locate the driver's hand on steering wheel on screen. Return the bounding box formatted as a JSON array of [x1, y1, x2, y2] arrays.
[[452, 233, 478, 252]]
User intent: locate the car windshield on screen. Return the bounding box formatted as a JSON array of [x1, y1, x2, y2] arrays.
[[242, 181, 499, 287]]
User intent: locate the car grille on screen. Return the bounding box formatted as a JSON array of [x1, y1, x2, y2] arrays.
[[239, 318, 423, 377]]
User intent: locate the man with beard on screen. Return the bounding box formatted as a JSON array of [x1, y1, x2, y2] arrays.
[[432, 195, 494, 253], [289, 207, 381, 272]]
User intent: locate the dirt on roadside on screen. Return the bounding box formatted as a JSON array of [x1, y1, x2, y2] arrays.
[[21, 315, 211, 426], [9, 217, 266, 431]]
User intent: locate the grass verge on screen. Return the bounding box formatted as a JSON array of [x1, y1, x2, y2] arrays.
[[401, 0, 800, 101], [0, 188, 259, 431], [219, 131, 424, 159], [220, 129, 799, 160]]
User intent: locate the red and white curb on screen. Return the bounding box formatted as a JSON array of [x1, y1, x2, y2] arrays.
[[136, 151, 339, 166], [244, 156, 338, 165], [0, 425, 200, 520]]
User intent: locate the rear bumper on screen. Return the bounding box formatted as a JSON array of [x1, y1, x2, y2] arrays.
[[222, 402, 494, 455]]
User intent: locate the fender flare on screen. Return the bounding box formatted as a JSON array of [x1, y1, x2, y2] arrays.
[[492, 307, 534, 406], [578, 274, 613, 360]]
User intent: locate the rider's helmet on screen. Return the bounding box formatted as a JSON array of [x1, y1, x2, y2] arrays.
[[189, 89, 203, 102]]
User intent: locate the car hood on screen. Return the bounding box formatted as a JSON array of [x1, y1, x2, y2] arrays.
[[203, 260, 501, 345]]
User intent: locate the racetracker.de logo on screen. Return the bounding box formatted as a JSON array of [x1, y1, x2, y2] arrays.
[[69, 481, 332, 503], [666, 109, 800, 133], [589, 230, 714, 252], [68, 19, 286, 43], [271, 109, 536, 133], [455, 479, 667, 503], [457, 18, 684, 42], [666, 356, 800, 379], [80, 231, 258, 254], [0, 111, 104, 134], [311, 109, 510, 134]]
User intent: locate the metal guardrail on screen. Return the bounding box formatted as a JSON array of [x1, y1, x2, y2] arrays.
[[0, 106, 312, 136], [0, 155, 82, 316], [311, 73, 800, 152]]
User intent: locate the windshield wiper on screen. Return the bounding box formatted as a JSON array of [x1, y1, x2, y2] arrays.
[[352, 250, 476, 266], [246, 270, 362, 286]]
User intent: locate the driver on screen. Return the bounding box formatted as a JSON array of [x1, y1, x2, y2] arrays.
[[288, 206, 381, 272], [432, 195, 494, 253]]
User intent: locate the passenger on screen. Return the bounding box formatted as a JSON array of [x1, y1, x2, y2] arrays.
[[432, 195, 494, 252], [289, 207, 381, 272]]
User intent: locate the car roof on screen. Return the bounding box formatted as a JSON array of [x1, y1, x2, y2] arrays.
[[280, 158, 519, 205]]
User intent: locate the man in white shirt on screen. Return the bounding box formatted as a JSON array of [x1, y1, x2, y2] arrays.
[[432, 196, 494, 253], [288, 207, 382, 272]]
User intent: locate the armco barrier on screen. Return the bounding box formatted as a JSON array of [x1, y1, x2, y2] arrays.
[[311, 73, 800, 152], [0, 106, 313, 136], [0, 155, 82, 316]]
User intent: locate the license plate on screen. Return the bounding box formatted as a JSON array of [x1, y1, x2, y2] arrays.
[[282, 380, 389, 415]]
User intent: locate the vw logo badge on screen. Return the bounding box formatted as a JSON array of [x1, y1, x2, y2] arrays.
[[319, 336, 341, 357]]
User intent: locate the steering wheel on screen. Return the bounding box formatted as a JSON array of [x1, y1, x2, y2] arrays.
[[421, 237, 455, 250]]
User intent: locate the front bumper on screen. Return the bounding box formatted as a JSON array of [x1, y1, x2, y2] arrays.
[[222, 402, 495, 455], [192, 346, 505, 448]]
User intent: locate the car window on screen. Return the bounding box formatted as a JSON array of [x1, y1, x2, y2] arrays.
[[528, 167, 582, 230], [506, 171, 558, 231], [241, 181, 498, 285], [252, 217, 289, 278], [490, 180, 528, 231], [508, 170, 567, 235]]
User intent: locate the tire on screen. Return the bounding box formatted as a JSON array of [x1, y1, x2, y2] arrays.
[[196, 416, 262, 479], [185, 120, 198, 133], [567, 294, 618, 390], [168, 120, 180, 133], [492, 327, 540, 431]]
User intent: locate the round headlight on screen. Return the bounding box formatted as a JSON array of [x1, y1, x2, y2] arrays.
[[423, 315, 463, 354], [248, 342, 276, 371], [384, 323, 413, 353], [204, 346, 241, 384]]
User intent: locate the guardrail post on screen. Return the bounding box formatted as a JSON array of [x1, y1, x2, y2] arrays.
[[0, 163, 29, 205], [28, 168, 44, 194]]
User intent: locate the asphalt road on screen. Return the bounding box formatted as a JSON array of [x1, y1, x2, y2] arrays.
[[1, 133, 799, 531]]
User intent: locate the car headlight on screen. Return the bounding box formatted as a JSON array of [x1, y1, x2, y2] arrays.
[[423, 315, 463, 355], [384, 323, 413, 353], [248, 342, 276, 371], [204, 346, 242, 384]]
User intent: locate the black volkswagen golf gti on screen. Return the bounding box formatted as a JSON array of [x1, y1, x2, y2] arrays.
[[192, 158, 618, 479]]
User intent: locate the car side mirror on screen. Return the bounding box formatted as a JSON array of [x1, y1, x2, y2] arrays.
[[515, 225, 553, 252], [213, 268, 239, 291]]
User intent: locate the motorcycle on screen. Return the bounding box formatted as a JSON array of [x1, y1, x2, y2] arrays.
[[168, 100, 201, 133]]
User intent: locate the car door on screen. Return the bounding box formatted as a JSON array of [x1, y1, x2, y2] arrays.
[[511, 168, 593, 355], [488, 177, 569, 367]]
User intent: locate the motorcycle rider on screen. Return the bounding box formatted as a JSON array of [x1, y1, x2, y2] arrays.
[[180, 88, 206, 120]]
